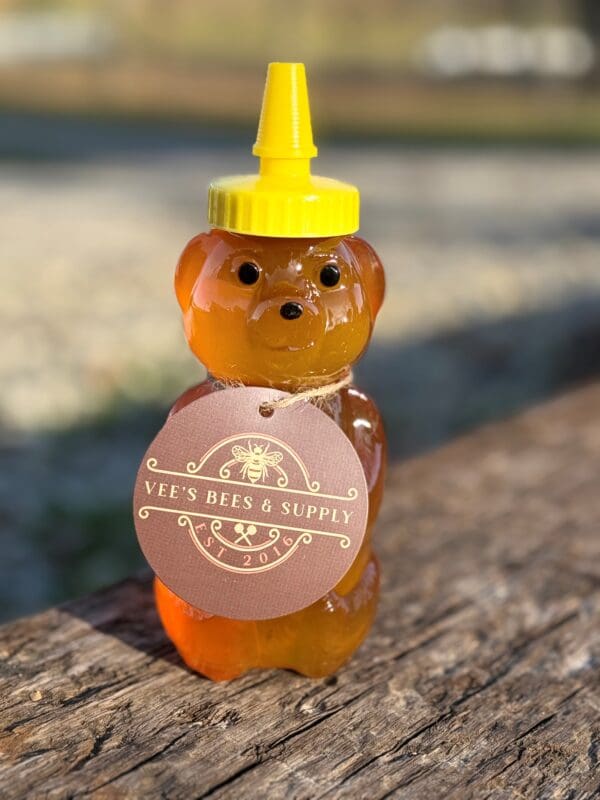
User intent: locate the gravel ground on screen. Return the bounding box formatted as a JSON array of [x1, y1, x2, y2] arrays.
[[1, 117, 599, 620]]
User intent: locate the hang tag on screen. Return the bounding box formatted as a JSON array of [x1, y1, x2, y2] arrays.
[[133, 387, 369, 620]]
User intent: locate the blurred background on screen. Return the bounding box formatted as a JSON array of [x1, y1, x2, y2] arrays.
[[1, 0, 599, 622]]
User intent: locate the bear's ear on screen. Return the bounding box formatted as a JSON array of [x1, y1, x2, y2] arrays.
[[343, 236, 385, 320], [174, 232, 217, 311]]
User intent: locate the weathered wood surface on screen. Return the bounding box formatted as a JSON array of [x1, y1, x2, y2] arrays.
[[1, 385, 600, 799]]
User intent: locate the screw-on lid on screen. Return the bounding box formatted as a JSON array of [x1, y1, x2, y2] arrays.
[[208, 63, 359, 238]]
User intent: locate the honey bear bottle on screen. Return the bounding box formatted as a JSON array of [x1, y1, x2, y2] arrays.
[[148, 63, 386, 680]]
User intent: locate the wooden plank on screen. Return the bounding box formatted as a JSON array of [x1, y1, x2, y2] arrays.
[[1, 384, 599, 799]]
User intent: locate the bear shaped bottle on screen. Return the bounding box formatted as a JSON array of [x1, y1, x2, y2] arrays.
[[152, 63, 386, 680]]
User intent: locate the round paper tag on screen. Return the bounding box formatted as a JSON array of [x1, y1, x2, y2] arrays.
[[133, 387, 368, 620]]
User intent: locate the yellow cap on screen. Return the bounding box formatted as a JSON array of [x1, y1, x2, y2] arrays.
[[208, 63, 359, 238]]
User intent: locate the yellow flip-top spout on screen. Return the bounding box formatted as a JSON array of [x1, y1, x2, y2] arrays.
[[253, 62, 317, 164], [208, 63, 359, 238]]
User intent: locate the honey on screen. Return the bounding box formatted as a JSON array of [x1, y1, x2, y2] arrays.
[[149, 63, 386, 679]]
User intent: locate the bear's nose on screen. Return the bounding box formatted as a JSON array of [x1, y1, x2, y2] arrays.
[[280, 301, 303, 320]]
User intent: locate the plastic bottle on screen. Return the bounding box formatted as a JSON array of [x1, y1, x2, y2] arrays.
[[154, 63, 386, 680]]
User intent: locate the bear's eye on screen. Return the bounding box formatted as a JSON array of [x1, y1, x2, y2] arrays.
[[319, 263, 341, 288], [238, 262, 260, 285]]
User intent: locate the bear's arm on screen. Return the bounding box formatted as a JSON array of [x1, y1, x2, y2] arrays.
[[168, 379, 216, 417], [340, 384, 387, 502]]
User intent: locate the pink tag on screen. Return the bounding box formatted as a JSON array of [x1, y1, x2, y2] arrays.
[[133, 387, 369, 620]]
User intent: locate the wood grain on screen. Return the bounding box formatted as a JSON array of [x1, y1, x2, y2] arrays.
[[1, 384, 600, 799]]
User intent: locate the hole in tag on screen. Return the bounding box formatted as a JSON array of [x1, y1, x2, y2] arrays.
[[259, 403, 274, 418]]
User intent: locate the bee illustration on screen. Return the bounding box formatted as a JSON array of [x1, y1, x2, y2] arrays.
[[232, 441, 284, 484]]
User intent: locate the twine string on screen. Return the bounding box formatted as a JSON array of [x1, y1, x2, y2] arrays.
[[259, 371, 353, 415], [208, 371, 353, 415]]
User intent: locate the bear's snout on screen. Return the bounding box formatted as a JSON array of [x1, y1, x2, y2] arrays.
[[248, 294, 323, 351]]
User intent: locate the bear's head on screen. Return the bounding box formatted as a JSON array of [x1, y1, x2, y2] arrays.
[[174, 229, 385, 387]]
